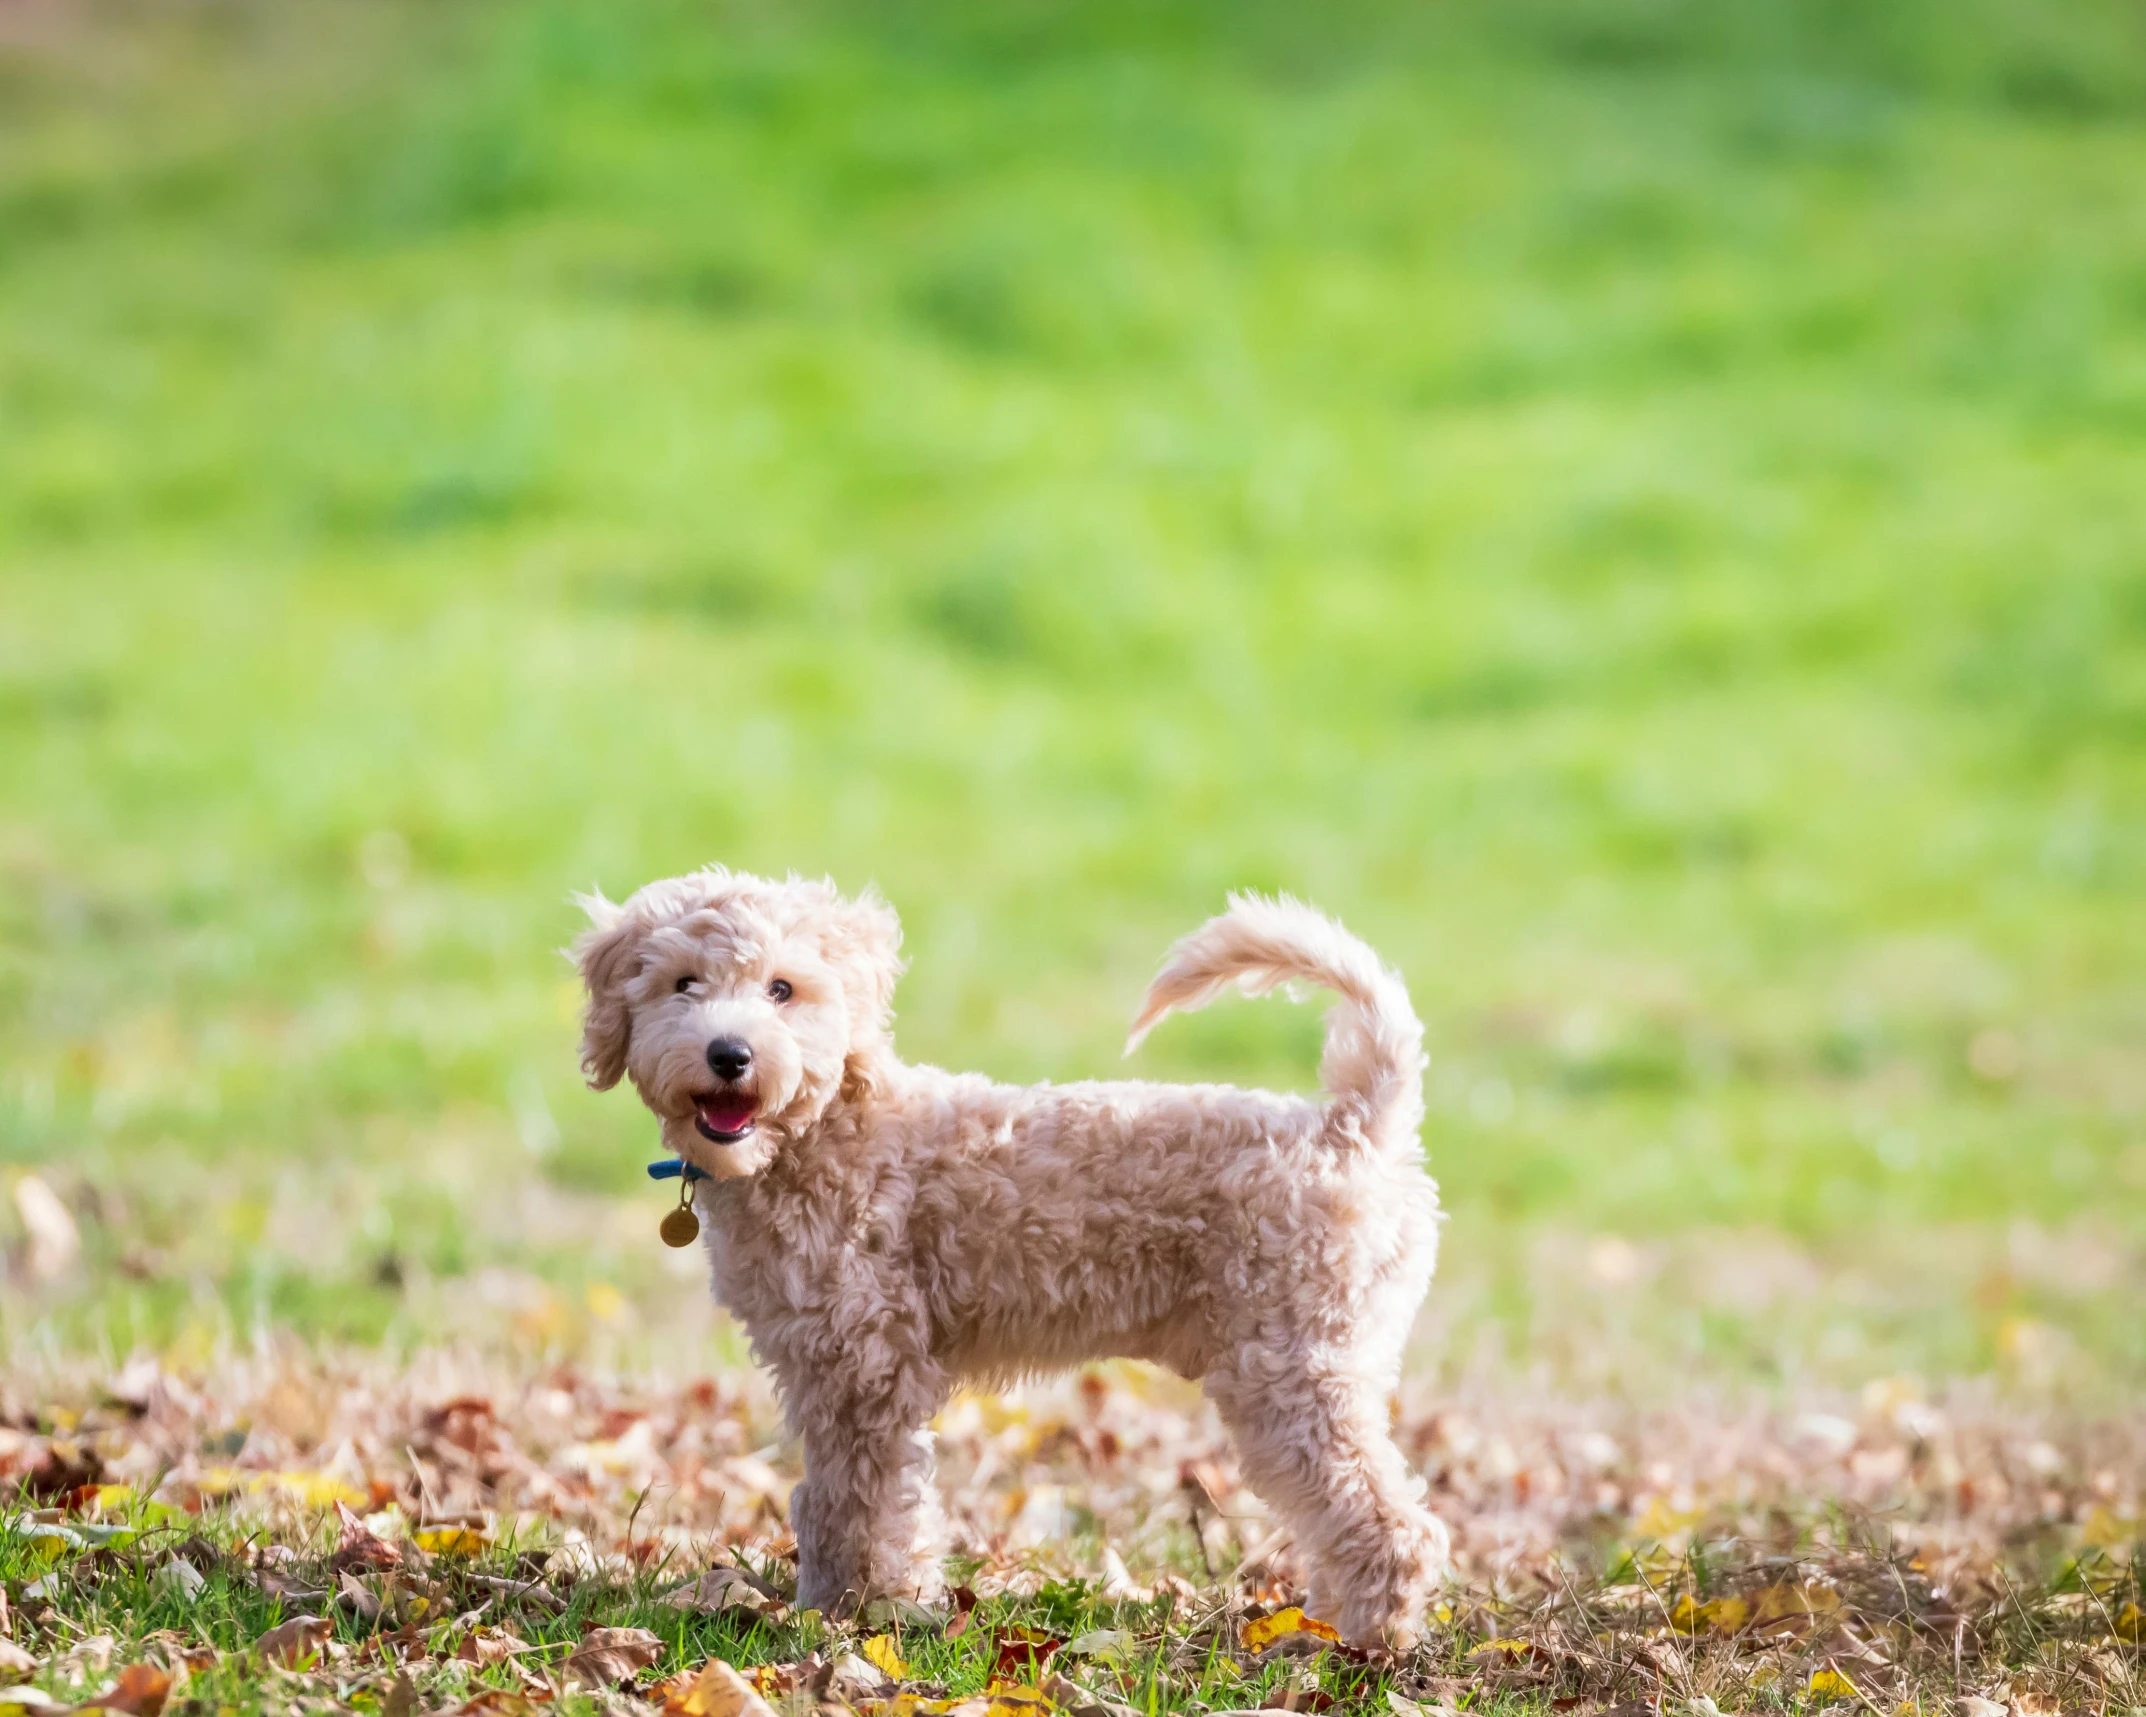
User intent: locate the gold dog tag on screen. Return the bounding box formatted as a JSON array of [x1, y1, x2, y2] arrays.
[[660, 1204, 700, 1248]]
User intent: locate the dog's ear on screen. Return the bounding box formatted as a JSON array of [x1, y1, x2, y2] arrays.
[[570, 892, 641, 1091], [832, 886, 904, 1026], [820, 884, 904, 1098]]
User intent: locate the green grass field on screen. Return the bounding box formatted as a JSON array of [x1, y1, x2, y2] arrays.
[[3, 0, 2145, 1384]]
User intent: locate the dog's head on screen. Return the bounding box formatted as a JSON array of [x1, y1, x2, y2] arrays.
[[570, 867, 903, 1178]]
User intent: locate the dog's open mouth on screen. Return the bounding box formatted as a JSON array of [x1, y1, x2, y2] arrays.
[[693, 1092, 759, 1143]]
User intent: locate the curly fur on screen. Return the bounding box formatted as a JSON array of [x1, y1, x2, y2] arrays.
[[573, 868, 1449, 1646]]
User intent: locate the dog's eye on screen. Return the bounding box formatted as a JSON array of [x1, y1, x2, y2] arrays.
[[767, 978, 794, 1003], [675, 975, 697, 994]]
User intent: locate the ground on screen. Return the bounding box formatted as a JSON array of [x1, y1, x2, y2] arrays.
[[2, 1353, 2140, 1715], [1, 0, 2145, 1708]]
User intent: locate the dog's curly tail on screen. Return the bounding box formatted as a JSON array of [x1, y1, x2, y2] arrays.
[[1125, 894, 1426, 1158]]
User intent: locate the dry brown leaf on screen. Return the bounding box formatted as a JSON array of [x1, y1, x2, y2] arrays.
[[562, 1626, 664, 1689], [822, 1651, 896, 1706], [662, 1569, 782, 1619], [65, 1664, 172, 1717], [57, 1639, 115, 1679], [456, 1627, 529, 1668], [329, 1502, 402, 1576], [253, 1616, 332, 1669], [0, 1642, 37, 1685], [1041, 1673, 1139, 1717], [442, 1692, 543, 1717], [990, 1626, 1066, 1680]]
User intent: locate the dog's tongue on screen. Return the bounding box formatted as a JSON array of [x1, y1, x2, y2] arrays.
[[696, 1094, 758, 1137]]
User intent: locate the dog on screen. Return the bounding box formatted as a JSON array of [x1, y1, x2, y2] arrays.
[[572, 867, 1448, 1646]]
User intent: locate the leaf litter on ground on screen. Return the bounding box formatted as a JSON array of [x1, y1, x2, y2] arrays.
[[0, 1348, 2135, 1714]]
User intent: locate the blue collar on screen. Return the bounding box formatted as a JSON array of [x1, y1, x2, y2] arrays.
[[647, 1158, 711, 1183]]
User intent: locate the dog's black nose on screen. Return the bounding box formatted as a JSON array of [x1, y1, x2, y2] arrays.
[[706, 1037, 753, 1081]]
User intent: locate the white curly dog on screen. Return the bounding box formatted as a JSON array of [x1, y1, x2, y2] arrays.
[[573, 867, 1448, 1646]]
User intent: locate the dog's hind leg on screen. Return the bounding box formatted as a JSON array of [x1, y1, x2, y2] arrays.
[[1206, 1354, 1448, 1650]]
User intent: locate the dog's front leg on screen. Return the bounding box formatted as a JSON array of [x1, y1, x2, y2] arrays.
[[786, 1360, 950, 1614]]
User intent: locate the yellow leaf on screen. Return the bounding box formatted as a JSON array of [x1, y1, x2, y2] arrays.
[[1466, 1639, 1534, 1660], [415, 1525, 491, 1556], [2115, 1599, 2144, 1642], [663, 1659, 775, 1717], [1240, 1607, 1341, 1653], [1631, 1496, 1700, 1539], [2078, 1507, 2140, 1552], [1749, 1582, 1840, 1626], [1806, 1668, 1858, 1703], [877, 1698, 960, 1717], [1671, 1593, 1751, 1635], [191, 1467, 365, 1508], [982, 1684, 1056, 1717], [862, 1636, 910, 1682]]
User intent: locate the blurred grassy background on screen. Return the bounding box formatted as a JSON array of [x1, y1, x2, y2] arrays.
[[2, 0, 2143, 1388]]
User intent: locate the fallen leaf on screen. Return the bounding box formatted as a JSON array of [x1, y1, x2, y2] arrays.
[[455, 1627, 529, 1668], [336, 1572, 384, 1623], [863, 1596, 942, 1632], [250, 1556, 329, 1605], [58, 1640, 114, 1678], [0, 1644, 35, 1685], [441, 1693, 542, 1717], [981, 1684, 1057, 1717], [253, 1616, 332, 1669], [1038, 1675, 1138, 1717], [1465, 1639, 1535, 1662], [663, 1568, 782, 1618], [156, 1559, 204, 1604], [1241, 1609, 1341, 1655], [413, 1525, 491, 1557], [1805, 1667, 1857, 1703], [562, 1626, 664, 1689], [1668, 1592, 1750, 1635], [661, 1659, 776, 1717], [330, 1503, 402, 1575], [383, 1674, 417, 1717], [991, 1627, 1067, 1681], [69, 1664, 172, 1717], [13, 1176, 80, 1280], [1749, 1582, 1841, 1630], [1062, 1630, 1134, 1668], [823, 1652, 896, 1705], [862, 1635, 911, 1681]]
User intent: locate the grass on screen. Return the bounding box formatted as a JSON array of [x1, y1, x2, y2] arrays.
[[0, 6, 2144, 1699]]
